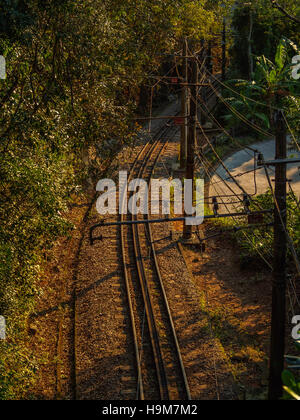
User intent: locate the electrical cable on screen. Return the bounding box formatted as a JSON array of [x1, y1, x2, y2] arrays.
[[194, 73, 279, 229], [198, 149, 274, 257], [197, 151, 274, 265], [282, 111, 300, 153], [206, 69, 281, 112], [262, 160, 300, 277], [208, 82, 274, 138], [196, 88, 257, 155]]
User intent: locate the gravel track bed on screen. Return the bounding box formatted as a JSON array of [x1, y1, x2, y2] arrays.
[[147, 137, 235, 400], [29, 100, 237, 400]]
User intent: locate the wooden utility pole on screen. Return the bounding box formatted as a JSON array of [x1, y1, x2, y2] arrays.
[[199, 40, 206, 126], [207, 40, 213, 75], [184, 58, 198, 239], [268, 110, 287, 401], [222, 18, 226, 81], [247, 7, 254, 79], [180, 38, 189, 168]]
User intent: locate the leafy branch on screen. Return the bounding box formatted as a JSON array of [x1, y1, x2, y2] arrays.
[[271, 1, 300, 24]]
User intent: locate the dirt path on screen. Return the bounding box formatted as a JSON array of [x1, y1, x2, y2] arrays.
[[179, 227, 272, 400], [211, 137, 300, 213]]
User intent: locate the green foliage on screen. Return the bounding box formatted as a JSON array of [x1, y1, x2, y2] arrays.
[[0, 0, 227, 400], [282, 341, 300, 400], [222, 38, 300, 136], [222, 190, 300, 265], [230, 0, 300, 79], [0, 0, 35, 44]]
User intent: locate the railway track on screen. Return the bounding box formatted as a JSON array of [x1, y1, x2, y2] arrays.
[[66, 75, 220, 400], [68, 84, 220, 400], [35, 72, 223, 401], [120, 121, 191, 400]]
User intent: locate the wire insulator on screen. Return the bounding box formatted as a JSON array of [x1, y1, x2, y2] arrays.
[[212, 196, 219, 216], [257, 153, 264, 166], [243, 194, 251, 213]]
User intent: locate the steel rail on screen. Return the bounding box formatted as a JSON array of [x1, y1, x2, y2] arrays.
[[131, 119, 192, 400], [145, 134, 192, 401], [131, 133, 171, 400], [104, 74, 219, 400], [122, 117, 192, 400], [120, 120, 178, 400], [120, 141, 152, 401]]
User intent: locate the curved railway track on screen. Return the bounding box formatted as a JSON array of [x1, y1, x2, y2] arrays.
[[48, 77, 222, 401], [70, 81, 219, 400], [120, 121, 191, 400]]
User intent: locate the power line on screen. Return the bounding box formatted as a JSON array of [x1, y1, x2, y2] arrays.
[[208, 82, 274, 138], [195, 87, 257, 155], [262, 160, 300, 277], [197, 150, 274, 265], [206, 70, 281, 112], [282, 111, 300, 153], [194, 78, 276, 261]]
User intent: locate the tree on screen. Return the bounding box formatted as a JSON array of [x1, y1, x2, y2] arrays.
[[271, 1, 300, 24], [230, 0, 300, 80], [223, 38, 300, 134], [0, 0, 231, 399]]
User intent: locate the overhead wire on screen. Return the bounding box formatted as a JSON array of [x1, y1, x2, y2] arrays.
[[208, 82, 274, 138], [195, 86, 257, 156], [196, 118, 257, 198], [262, 160, 300, 277], [193, 49, 300, 153], [197, 150, 274, 267], [194, 65, 275, 262], [206, 69, 281, 112], [195, 126, 274, 256], [287, 274, 300, 315], [197, 145, 274, 259], [282, 111, 300, 153], [150, 45, 298, 274], [287, 180, 300, 211], [206, 70, 300, 160], [193, 65, 280, 229], [188, 49, 299, 304], [189, 50, 275, 138]]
